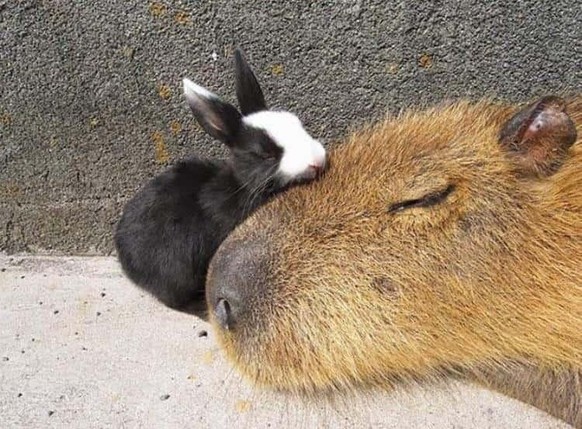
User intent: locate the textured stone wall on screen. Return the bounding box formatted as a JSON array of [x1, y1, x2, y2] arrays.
[[1, 0, 580, 254]]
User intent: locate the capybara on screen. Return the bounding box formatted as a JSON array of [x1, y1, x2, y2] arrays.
[[206, 95, 581, 426]]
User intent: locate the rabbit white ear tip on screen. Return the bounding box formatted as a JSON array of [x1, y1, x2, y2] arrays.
[[183, 78, 215, 100]]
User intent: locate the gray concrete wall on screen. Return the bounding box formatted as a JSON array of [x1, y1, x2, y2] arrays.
[[1, 0, 581, 254]]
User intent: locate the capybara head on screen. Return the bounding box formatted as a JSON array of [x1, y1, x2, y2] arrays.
[[206, 96, 581, 397]]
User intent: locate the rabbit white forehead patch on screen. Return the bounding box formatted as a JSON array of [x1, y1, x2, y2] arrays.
[[243, 111, 326, 183]]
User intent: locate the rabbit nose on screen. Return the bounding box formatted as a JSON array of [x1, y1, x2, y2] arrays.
[[308, 163, 324, 177]]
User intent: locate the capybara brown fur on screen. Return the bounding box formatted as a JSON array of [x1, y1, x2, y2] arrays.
[[206, 95, 582, 427]]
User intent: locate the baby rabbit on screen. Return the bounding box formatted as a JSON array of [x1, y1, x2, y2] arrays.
[[114, 49, 326, 310]]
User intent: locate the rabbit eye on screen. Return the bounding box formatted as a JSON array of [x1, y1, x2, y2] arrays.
[[388, 184, 455, 213], [253, 134, 281, 161], [259, 145, 281, 161], [255, 151, 277, 161]]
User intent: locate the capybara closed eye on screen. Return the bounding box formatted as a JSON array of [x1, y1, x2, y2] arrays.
[[206, 96, 582, 427]]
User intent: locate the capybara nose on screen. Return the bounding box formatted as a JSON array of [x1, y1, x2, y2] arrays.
[[207, 235, 273, 332]]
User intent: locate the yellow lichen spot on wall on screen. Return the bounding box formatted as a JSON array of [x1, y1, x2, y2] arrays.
[[122, 46, 135, 59], [0, 183, 21, 198], [387, 63, 399, 75], [149, 2, 167, 18], [418, 53, 433, 69], [0, 113, 12, 126], [223, 46, 233, 58], [270, 64, 284, 76], [175, 11, 191, 25], [152, 131, 169, 164], [158, 84, 172, 100], [89, 118, 99, 127], [169, 120, 182, 136], [234, 400, 251, 413]]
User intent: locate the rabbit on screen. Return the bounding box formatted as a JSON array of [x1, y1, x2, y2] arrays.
[[114, 49, 326, 310]]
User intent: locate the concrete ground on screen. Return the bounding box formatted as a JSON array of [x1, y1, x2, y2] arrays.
[[0, 255, 571, 429]]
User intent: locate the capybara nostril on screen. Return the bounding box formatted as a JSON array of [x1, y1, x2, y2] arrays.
[[210, 279, 242, 331], [214, 298, 234, 331], [207, 234, 276, 333]]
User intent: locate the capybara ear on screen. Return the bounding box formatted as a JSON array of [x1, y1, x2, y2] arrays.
[[499, 96, 577, 177]]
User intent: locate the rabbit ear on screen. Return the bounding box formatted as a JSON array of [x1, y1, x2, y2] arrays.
[[234, 48, 267, 116], [183, 78, 242, 145]]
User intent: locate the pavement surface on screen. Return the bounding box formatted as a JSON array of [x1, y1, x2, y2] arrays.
[[0, 254, 572, 428], [1, 1, 581, 254]]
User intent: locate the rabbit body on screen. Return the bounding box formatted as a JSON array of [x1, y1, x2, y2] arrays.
[[115, 157, 273, 308]]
